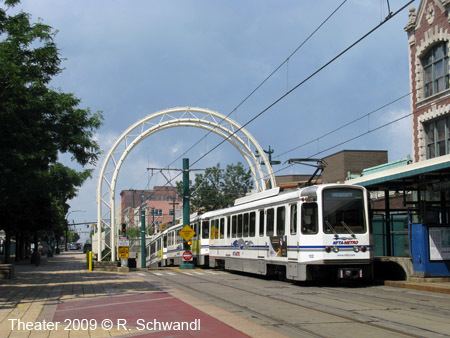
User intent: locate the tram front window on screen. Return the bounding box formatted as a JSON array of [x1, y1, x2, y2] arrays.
[[323, 188, 366, 234]]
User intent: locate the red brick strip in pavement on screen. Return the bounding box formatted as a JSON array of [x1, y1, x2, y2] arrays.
[[53, 291, 250, 337]]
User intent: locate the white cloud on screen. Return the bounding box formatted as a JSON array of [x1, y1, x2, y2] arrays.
[[378, 109, 412, 161]]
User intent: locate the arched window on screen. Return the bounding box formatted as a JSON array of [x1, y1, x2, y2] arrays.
[[422, 42, 449, 97]]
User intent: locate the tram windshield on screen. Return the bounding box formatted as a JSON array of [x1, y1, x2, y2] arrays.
[[322, 188, 366, 234]]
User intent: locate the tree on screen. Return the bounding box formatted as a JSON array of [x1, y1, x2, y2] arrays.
[[67, 230, 80, 244], [0, 0, 102, 262], [177, 163, 253, 212]]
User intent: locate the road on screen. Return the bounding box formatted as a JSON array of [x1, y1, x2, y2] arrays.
[[134, 267, 450, 338]]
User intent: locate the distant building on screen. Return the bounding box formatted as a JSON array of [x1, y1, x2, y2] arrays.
[[321, 150, 388, 183], [273, 150, 388, 189], [405, 0, 450, 162], [120, 186, 181, 233]]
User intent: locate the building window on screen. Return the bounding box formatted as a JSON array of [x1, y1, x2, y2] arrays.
[[424, 116, 450, 159], [422, 42, 449, 98]]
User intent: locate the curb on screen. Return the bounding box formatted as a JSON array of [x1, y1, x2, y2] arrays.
[[384, 280, 450, 295]]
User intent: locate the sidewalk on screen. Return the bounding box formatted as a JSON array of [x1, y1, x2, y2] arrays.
[[384, 278, 450, 294], [0, 253, 271, 338]]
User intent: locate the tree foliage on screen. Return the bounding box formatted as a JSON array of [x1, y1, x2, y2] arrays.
[[0, 1, 102, 255], [177, 163, 253, 212]]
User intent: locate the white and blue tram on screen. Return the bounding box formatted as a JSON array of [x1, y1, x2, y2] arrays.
[[147, 183, 373, 281]]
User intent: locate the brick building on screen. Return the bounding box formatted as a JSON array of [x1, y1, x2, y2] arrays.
[[405, 0, 450, 162], [120, 186, 181, 233], [321, 150, 388, 183]]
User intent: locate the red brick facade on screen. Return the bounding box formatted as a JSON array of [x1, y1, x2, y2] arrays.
[[405, 0, 450, 161], [120, 187, 181, 231]]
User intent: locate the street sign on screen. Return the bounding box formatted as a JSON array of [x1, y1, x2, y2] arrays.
[[179, 225, 195, 241], [182, 250, 193, 261], [118, 237, 129, 247], [118, 246, 129, 259]]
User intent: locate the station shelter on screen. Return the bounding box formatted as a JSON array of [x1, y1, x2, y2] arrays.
[[347, 154, 450, 278]]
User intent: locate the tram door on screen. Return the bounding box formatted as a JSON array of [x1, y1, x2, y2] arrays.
[[257, 210, 266, 258], [287, 203, 299, 260]]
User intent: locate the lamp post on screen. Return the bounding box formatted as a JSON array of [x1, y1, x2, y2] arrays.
[[140, 195, 146, 268], [65, 210, 85, 251]]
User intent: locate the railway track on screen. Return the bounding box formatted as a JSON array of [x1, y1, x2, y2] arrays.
[[140, 269, 448, 338]]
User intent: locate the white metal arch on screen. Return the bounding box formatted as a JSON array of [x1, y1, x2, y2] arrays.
[[96, 107, 276, 261]]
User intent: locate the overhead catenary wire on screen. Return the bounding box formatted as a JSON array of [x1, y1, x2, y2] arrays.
[[188, 0, 413, 168], [274, 88, 417, 159], [164, 0, 349, 169], [157, 0, 413, 189], [261, 110, 415, 181]]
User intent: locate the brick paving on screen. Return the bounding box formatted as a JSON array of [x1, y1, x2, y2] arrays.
[[0, 252, 250, 338], [0, 253, 159, 337]]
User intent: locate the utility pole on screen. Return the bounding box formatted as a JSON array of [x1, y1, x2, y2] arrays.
[[256, 145, 281, 166], [183, 158, 190, 229], [146, 160, 206, 269], [151, 208, 155, 234], [140, 198, 146, 269], [170, 197, 178, 225]]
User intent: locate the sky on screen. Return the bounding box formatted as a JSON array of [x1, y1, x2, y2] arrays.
[[12, 0, 419, 237]]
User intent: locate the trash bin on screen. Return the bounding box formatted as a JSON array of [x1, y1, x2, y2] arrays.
[[128, 258, 136, 268]]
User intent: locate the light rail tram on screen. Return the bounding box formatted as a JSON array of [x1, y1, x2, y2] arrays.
[[146, 183, 373, 281]]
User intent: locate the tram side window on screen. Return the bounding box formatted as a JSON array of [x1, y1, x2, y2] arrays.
[[249, 212, 256, 237], [301, 203, 318, 234], [266, 208, 274, 236], [232, 215, 237, 238], [238, 214, 243, 238], [202, 221, 209, 239], [276, 206, 285, 236], [163, 235, 167, 248], [227, 216, 231, 239], [211, 219, 219, 239], [220, 218, 225, 239], [243, 213, 249, 237], [259, 210, 264, 236], [290, 204, 297, 235], [196, 222, 200, 239]]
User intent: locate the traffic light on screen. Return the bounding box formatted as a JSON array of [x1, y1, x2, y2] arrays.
[[183, 239, 192, 250], [121, 223, 126, 236]]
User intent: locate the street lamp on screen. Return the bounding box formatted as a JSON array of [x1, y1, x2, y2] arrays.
[[65, 210, 85, 251]]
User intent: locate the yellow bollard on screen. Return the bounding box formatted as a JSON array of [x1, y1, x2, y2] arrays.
[[88, 251, 93, 272]]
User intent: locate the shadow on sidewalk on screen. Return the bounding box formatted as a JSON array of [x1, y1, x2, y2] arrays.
[[0, 252, 165, 309]]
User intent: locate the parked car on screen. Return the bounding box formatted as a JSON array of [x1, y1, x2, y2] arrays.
[[83, 243, 92, 253]]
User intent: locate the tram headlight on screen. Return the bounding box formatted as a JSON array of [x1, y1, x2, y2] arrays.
[[353, 246, 360, 253], [361, 246, 367, 253], [333, 246, 339, 253], [325, 246, 331, 253]]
